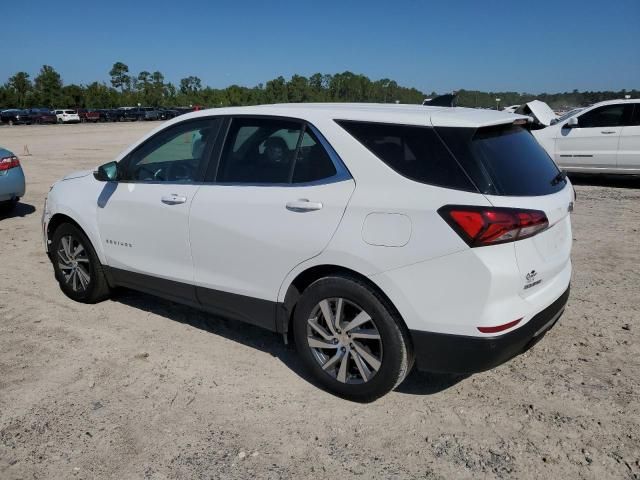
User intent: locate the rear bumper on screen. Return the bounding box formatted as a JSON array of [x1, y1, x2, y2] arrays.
[[410, 286, 569, 374], [0, 167, 26, 201]]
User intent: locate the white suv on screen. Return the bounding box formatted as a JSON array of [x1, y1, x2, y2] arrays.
[[42, 104, 573, 401], [54, 109, 81, 124], [533, 99, 640, 174]]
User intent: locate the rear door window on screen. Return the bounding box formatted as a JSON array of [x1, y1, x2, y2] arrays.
[[437, 125, 565, 196], [336, 120, 475, 191], [216, 117, 337, 184]]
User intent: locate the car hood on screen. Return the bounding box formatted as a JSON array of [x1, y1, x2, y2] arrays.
[[62, 169, 93, 181]]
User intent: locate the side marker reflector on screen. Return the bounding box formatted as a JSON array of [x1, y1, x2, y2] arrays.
[[477, 318, 522, 334]]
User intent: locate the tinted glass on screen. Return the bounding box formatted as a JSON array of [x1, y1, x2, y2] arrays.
[[631, 104, 640, 126], [556, 108, 583, 122], [337, 121, 475, 191], [124, 118, 221, 182], [438, 125, 565, 196], [218, 118, 302, 183], [292, 129, 337, 183], [578, 105, 625, 128]]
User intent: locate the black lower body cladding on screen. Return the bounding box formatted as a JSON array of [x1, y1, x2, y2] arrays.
[[410, 286, 570, 374]]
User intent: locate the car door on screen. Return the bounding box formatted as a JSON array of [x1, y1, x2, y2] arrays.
[[96, 117, 222, 300], [189, 116, 355, 329], [555, 103, 628, 170], [617, 103, 640, 171]]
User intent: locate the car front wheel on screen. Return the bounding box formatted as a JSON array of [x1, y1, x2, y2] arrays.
[[51, 223, 111, 303], [293, 276, 413, 402]]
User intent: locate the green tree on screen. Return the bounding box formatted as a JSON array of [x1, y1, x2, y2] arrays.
[[34, 65, 63, 107], [109, 62, 131, 92], [85, 82, 116, 108], [7, 72, 31, 108], [179, 76, 202, 95], [264, 76, 287, 103], [287, 75, 309, 102], [62, 84, 84, 107]]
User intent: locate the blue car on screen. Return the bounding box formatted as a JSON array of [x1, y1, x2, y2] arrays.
[[0, 147, 26, 213]]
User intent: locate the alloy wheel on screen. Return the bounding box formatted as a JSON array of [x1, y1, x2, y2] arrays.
[[306, 298, 383, 384], [57, 235, 91, 292]]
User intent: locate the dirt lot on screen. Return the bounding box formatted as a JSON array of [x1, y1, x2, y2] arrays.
[[0, 122, 638, 479]]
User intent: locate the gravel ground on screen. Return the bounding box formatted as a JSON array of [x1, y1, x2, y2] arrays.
[[0, 122, 638, 479]]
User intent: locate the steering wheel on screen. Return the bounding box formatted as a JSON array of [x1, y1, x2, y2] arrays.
[[167, 162, 194, 181], [137, 164, 166, 181]]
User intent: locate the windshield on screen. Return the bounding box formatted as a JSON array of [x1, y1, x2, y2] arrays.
[[437, 125, 566, 196], [556, 108, 583, 122]]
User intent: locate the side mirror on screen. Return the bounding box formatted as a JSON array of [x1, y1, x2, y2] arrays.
[[93, 161, 119, 182], [564, 117, 579, 129]]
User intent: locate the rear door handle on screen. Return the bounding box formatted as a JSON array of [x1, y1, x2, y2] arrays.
[[286, 199, 323, 212], [601, 131, 617, 134], [161, 194, 187, 205]]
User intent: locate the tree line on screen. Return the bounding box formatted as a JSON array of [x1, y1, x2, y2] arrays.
[[0, 62, 637, 110]]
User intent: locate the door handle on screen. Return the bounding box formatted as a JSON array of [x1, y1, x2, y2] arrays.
[[601, 131, 617, 134], [286, 199, 323, 212], [161, 194, 187, 205]]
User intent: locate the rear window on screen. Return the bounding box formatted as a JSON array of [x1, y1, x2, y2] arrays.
[[437, 125, 565, 196], [336, 120, 475, 191]]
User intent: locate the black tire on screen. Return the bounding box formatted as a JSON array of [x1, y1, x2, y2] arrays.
[[293, 276, 414, 402], [0, 198, 18, 214], [51, 223, 111, 303]]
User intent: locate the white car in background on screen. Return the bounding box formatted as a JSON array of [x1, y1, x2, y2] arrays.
[[54, 109, 81, 124], [533, 99, 640, 174], [42, 103, 573, 400]]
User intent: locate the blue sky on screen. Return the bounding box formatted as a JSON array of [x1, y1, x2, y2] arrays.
[[1, 0, 638, 93]]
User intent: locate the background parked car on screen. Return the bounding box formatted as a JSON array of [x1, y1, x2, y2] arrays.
[[53, 109, 81, 124], [27, 108, 58, 124], [95, 109, 125, 122], [158, 108, 180, 120], [532, 98, 640, 174], [0, 109, 31, 125], [0, 147, 25, 213], [76, 108, 100, 123], [123, 107, 161, 121]]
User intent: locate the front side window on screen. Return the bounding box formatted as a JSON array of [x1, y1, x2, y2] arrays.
[[577, 104, 627, 128], [123, 118, 221, 182], [216, 117, 337, 184]]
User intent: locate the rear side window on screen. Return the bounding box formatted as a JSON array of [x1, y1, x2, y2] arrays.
[[437, 125, 565, 196], [336, 120, 475, 191]]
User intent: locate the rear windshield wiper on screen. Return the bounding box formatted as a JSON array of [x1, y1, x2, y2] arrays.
[[550, 170, 567, 186]]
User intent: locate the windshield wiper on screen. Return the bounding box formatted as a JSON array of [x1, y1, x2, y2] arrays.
[[550, 170, 567, 186]]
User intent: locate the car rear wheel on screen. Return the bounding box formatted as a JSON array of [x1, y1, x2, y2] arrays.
[[293, 276, 413, 402], [0, 198, 18, 214], [51, 223, 111, 303]]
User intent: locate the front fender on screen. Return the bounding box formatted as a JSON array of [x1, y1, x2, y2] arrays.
[[45, 176, 107, 264]]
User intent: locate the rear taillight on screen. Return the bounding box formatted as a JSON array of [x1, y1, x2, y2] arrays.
[[438, 205, 548, 247], [0, 156, 20, 172]]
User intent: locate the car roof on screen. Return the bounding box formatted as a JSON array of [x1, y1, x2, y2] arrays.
[[177, 102, 528, 128], [586, 98, 640, 108]]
